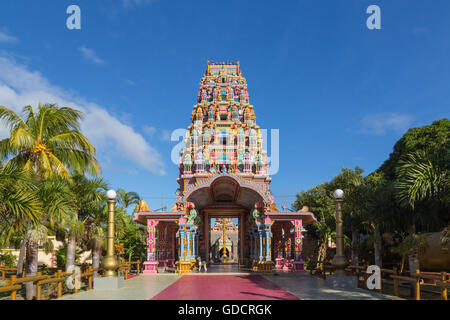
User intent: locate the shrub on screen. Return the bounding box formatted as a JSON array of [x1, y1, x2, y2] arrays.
[[0, 252, 17, 267]]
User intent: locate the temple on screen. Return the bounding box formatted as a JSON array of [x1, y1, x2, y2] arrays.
[[133, 61, 316, 273]]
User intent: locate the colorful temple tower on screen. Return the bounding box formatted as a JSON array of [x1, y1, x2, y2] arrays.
[[134, 61, 316, 273]]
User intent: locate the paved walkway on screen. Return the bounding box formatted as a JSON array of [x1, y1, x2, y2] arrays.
[[59, 274, 181, 300], [153, 275, 298, 300], [262, 273, 402, 300], [59, 273, 402, 300]]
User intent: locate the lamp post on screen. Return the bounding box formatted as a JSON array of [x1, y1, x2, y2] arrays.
[[102, 190, 119, 277], [332, 189, 348, 276]]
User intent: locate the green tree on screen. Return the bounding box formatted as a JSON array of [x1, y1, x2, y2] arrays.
[[379, 119, 449, 179], [0, 104, 99, 178], [117, 188, 140, 210], [329, 167, 365, 265], [0, 164, 41, 277], [64, 175, 107, 273], [0, 103, 99, 299], [293, 182, 335, 272]]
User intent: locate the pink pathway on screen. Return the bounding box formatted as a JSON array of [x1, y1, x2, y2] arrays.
[[152, 275, 300, 300]]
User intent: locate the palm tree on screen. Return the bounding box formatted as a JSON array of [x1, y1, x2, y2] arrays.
[[0, 103, 99, 299], [394, 150, 449, 276], [0, 164, 41, 276], [23, 177, 74, 299], [83, 202, 129, 274], [67, 175, 107, 272], [361, 174, 396, 268], [24, 224, 53, 300], [0, 104, 100, 179], [396, 150, 448, 207], [117, 188, 140, 210]]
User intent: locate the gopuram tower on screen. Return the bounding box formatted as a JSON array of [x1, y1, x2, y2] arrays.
[[134, 61, 316, 274], [178, 60, 270, 198]]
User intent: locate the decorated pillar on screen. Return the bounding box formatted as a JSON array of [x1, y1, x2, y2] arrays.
[[258, 226, 264, 261], [249, 232, 253, 259], [186, 227, 192, 261], [167, 224, 175, 268], [293, 219, 305, 272], [195, 229, 200, 259], [179, 224, 186, 262], [253, 228, 258, 260], [204, 211, 210, 262], [239, 212, 245, 262], [264, 217, 272, 262], [143, 219, 159, 273], [191, 229, 197, 260]]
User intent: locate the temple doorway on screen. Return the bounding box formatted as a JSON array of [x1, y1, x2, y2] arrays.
[[209, 218, 239, 264]]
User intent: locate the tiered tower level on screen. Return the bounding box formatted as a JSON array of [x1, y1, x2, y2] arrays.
[[177, 61, 271, 197]]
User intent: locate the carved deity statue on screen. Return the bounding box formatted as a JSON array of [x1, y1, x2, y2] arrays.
[[228, 87, 234, 100], [208, 106, 214, 120], [201, 89, 207, 102], [196, 107, 203, 121], [232, 106, 238, 120], [184, 153, 192, 172], [256, 153, 264, 172], [203, 127, 210, 144]]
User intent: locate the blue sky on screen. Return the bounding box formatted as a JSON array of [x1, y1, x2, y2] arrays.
[[0, 0, 449, 210]]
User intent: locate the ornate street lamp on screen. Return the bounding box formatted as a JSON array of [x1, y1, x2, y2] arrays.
[[102, 190, 119, 277], [332, 189, 348, 276]]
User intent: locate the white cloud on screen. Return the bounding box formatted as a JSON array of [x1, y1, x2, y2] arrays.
[[78, 46, 104, 65], [161, 129, 172, 141], [0, 30, 18, 44], [0, 54, 165, 175], [359, 112, 415, 135], [143, 125, 156, 136], [143, 126, 172, 142]]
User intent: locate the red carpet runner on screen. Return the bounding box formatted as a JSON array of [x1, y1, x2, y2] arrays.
[[152, 275, 299, 300]]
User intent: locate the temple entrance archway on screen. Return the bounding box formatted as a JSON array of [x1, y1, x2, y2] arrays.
[[184, 174, 267, 264]]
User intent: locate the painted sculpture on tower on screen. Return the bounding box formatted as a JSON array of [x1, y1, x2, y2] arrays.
[[178, 61, 269, 178]]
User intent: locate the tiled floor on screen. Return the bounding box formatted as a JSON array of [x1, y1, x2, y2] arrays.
[[59, 273, 402, 300]]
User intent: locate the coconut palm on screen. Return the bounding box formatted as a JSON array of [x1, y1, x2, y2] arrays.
[[66, 175, 107, 272], [0, 104, 99, 178], [21, 177, 74, 299], [117, 188, 140, 210], [361, 176, 397, 268], [23, 224, 54, 300], [83, 202, 129, 273], [0, 164, 41, 235], [0, 103, 99, 299], [0, 164, 42, 276], [394, 150, 449, 274], [396, 150, 449, 206]]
